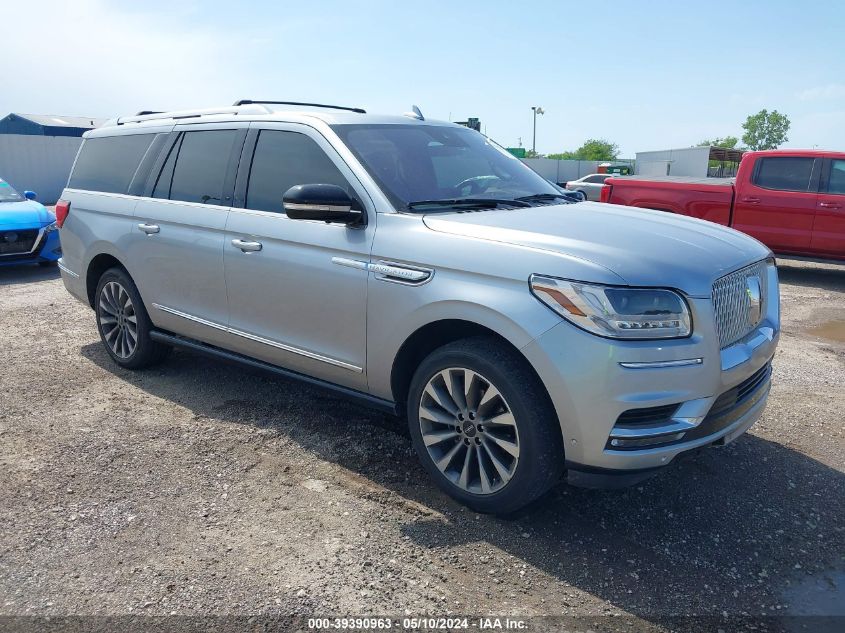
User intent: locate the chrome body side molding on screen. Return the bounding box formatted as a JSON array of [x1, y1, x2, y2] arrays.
[[331, 257, 433, 285], [151, 303, 363, 373]]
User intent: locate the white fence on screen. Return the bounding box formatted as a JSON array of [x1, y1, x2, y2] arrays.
[[521, 158, 635, 184], [0, 135, 82, 205]]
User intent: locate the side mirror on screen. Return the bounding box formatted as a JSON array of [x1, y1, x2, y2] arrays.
[[24, 190, 37, 201], [283, 184, 363, 225]]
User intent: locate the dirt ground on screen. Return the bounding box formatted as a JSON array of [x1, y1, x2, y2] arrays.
[[0, 259, 843, 629]]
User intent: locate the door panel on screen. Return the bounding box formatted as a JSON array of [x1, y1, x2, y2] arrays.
[[128, 125, 246, 346], [811, 158, 845, 259], [223, 124, 374, 390], [732, 156, 819, 254], [130, 197, 231, 345]]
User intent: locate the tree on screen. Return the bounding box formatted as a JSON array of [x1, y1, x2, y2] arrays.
[[697, 136, 740, 149], [741, 110, 790, 151], [547, 139, 619, 161]]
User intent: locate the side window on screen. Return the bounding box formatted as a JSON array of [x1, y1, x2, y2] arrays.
[[587, 175, 608, 183], [69, 134, 155, 194], [165, 130, 238, 205], [826, 160, 845, 195], [246, 130, 351, 213], [753, 157, 815, 192]]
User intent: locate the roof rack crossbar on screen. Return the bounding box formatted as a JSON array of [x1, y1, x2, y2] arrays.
[[233, 99, 366, 114]]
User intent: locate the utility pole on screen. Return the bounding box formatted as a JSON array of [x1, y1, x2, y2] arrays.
[[531, 106, 544, 153]]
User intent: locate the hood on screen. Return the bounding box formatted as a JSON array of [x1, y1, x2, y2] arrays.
[[0, 200, 55, 230], [423, 202, 771, 297]]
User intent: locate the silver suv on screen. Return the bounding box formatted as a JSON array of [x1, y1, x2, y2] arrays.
[[57, 101, 780, 513]]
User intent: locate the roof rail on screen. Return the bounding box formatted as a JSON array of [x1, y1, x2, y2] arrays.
[[114, 104, 273, 126], [135, 110, 163, 116], [233, 99, 366, 114]]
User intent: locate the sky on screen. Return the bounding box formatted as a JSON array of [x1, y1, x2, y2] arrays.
[[4, 0, 845, 157]]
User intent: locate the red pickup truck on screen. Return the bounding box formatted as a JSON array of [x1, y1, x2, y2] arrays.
[[601, 150, 845, 262]]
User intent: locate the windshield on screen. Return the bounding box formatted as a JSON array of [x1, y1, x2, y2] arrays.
[[0, 179, 24, 203], [332, 124, 560, 209]]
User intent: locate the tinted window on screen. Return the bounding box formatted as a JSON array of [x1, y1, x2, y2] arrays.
[[167, 130, 238, 205], [754, 157, 815, 192], [332, 124, 560, 208], [826, 160, 845, 195], [586, 175, 608, 183], [69, 134, 155, 194], [246, 130, 350, 213]]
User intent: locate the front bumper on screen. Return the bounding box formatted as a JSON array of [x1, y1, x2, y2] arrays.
[[0, 227, 61, 266], [521, 262, 780, 482]]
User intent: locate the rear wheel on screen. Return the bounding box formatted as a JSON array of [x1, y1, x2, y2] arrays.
[[407, 337, 564, 514], [95, 267, 170, 369]]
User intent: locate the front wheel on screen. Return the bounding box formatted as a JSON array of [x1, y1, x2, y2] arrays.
[[94, 267, 170, 369], [407, 337, 564, 514]]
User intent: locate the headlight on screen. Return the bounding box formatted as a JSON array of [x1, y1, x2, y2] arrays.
[[43, 221, 58, 233], [530, 275, 691, 339]]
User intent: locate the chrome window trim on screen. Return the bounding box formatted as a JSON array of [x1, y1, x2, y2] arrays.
[[151, 303, 363, 373], [283, 202, 354, 213]]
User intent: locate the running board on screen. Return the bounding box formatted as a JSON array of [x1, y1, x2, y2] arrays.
[[149, 330, 399, 415]]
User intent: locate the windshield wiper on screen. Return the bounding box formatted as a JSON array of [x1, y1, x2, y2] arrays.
[[515, 192, 578, 203], [406, 198, 530, 211]]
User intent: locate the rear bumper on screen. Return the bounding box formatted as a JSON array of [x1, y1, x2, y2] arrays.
[[58, 257, 88, 304]]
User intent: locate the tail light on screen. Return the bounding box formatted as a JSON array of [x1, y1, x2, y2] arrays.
[[599, 184, 611, 203], [55, 199, 71, 227]]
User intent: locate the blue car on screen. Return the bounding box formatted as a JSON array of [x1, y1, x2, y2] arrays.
[[0, 178, 61, 267]]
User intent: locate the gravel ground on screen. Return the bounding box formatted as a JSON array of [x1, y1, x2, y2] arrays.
[[0, 259, 843, 629]]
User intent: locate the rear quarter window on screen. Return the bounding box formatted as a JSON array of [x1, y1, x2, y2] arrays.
[[753, 157, 815, 192], [69, 134, 156, 194]]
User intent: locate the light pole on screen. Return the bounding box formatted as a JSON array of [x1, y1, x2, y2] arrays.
[[531, 106, 544, 154]]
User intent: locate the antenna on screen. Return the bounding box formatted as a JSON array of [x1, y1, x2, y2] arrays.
[[403, 105, 424, 121]]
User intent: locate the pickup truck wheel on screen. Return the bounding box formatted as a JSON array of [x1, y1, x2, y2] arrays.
[[95, 267, 170, 369], [407, 337, 564, 514]]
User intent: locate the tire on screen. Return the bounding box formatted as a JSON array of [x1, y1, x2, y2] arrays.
[[407, 336, 564, 514], [94, 267, 170, 369], [38, 260, 58, 267]]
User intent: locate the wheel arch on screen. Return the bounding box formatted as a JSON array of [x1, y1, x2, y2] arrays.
[[389, 319, 556, 422], [85, 252, 128, 307]]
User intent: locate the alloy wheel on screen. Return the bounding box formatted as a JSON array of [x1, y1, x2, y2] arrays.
[[98, 281, 138, 359], [418, 367, 520, 495]]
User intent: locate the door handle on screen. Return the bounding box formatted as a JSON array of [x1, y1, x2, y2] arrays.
[[819, 201, 842, 209], [137, 223, 160, 234], [231, 239, 263, 252], [741, 196, 761, 204]]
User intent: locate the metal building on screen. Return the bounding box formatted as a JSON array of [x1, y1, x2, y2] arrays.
[[635, 146, 745, 178], [0, 113, 106, 204]]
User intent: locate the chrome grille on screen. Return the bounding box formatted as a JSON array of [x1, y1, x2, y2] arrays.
[[712, 260, 769, 349]]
